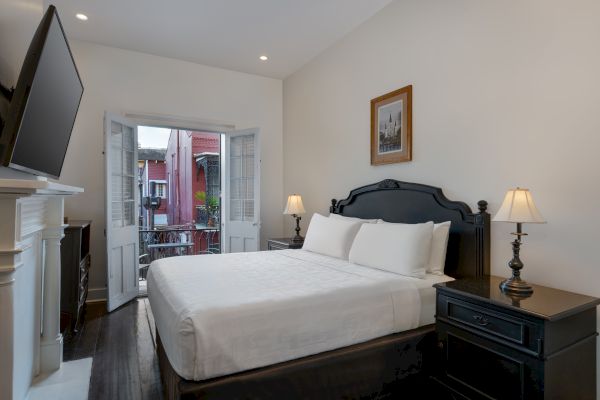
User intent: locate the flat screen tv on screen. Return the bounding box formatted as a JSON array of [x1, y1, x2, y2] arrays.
[[0, 5, 83, 179]]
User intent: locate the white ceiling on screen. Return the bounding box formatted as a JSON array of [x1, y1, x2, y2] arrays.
[[44, 0, 391, 79]]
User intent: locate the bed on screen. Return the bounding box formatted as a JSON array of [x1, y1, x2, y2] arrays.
[[149, 179, 490, 399]]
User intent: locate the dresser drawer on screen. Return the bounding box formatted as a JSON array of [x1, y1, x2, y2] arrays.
[[437, 294, 542, 355]]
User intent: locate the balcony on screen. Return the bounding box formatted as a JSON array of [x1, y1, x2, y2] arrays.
[[139, 224, 220, 264], [138, 224, 220, 297]]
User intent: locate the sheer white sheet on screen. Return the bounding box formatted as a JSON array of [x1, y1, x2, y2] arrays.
[[147, 249, 452, 380]]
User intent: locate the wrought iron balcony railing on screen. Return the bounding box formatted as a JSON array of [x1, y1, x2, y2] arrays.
[[139, 225, 221, 265]]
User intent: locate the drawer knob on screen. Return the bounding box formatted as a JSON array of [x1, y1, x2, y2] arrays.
[[472, 314, 490, 326]]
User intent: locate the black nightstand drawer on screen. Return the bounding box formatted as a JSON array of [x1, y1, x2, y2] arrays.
[[433, 276, 600, 400], [437, 320, 542, 400], [437, 294, 540, 354]]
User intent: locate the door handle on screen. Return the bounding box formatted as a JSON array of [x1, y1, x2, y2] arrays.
[[252, 222, 260, 227]]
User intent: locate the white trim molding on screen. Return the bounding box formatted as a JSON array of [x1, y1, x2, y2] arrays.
[[0, 179, 82, 400]]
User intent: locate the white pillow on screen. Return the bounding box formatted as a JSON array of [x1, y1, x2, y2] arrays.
[[302, 213, 362, 260], [428, 221, 451, 275], [349, 221, 434, 278], [329, 213, 380, 224], [377, 220, 451, 275]]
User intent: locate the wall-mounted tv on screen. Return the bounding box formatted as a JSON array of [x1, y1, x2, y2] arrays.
[[0, 5, 83, 179]]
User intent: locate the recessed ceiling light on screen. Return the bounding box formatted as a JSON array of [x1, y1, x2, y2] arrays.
[[259, 55, 268, 61], [75, 13, 88, 21]]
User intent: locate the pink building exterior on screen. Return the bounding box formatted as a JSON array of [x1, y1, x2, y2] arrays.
[[165, 130, 220, 226]]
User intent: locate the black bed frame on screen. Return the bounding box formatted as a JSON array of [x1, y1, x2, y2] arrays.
[[157, 179, 490, 399]]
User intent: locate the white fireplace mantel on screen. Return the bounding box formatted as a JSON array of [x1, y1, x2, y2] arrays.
[[0, 178, 83, 400]]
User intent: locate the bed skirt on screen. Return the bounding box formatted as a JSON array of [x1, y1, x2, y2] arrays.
[[157, 324, 436, 400]]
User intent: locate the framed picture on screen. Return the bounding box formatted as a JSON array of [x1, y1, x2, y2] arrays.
[[370, 85, 412, 165]]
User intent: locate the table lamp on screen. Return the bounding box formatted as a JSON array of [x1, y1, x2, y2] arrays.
[[493, 188, 546, 295], [283, 194, 306, 244]]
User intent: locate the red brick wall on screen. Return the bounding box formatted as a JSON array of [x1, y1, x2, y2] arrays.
[[147, 160, 166, 181], [192, 133, 220, 154], [147, 160, 167, 214]]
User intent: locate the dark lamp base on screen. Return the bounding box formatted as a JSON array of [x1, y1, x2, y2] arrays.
[[290, 214, 304, 244], [291, 235, 304, 244], [499, 277, 533, 296]]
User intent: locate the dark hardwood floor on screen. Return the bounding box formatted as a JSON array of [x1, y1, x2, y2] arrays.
[[64, 299, 164, 399]]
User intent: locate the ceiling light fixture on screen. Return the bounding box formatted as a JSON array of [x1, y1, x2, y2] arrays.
[[259, 55, 268, 61], [75, 13, 88, 21]]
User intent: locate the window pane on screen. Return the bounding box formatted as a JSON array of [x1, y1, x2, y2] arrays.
[[124, 150, 134, 176], [124, 200, 135, 226], [123, 125, 134, 151], [230, 136, 242, 157], [123, 176, 134, 200], [244, 200, 254, 221], [111, 121, 123, 134], [112, 201, 123, 227], [111, 146, 122, 173], [230, 199, 242, 221], [112, 174, 122, 202]]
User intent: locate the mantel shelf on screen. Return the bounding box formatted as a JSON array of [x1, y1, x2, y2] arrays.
[[0, 178, 83, 195]]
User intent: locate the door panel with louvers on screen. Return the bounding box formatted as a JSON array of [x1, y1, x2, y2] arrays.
[[224, 129, 260, 253], [229, 134, 255, 222], [105, 113, 139, 311]]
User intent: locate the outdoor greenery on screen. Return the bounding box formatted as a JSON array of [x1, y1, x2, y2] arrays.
[[207, 196, 220, 214], [194, 191, 206, 204]]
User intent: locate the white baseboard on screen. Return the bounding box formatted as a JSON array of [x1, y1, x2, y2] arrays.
[[86, 287, 107, 303]]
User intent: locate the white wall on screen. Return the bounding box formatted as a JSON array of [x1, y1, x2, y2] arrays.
[[0, 0, 42, 120], [62, 41, 283, 300], [285, 0, 600, 293], [0, 0, 42, 86], [284, 0, 600, 366]]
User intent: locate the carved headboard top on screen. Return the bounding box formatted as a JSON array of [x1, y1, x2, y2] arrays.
[[330, 179, 490, 279]]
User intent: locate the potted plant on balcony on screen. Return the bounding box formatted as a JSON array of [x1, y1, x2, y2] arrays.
[[194, 191, 208, 225], [207, 196, 220, 227]]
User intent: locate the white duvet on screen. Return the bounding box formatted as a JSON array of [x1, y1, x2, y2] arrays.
[[147, 249, 450, 381]]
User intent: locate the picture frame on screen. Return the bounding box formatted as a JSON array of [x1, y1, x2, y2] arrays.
[[370, 85, 412, 165]]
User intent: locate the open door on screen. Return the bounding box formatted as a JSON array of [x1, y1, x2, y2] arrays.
[[222, 128, 261, 252], [105, 112, 139, 311]]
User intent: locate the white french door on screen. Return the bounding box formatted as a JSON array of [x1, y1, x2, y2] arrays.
[[222, 128, 261, 253], [104, 112, 139, 311]]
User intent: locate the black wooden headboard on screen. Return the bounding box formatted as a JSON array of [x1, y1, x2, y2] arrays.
[[330, 179, 490, 279]]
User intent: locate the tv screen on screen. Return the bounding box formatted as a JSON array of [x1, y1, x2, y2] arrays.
[[0, 5, 83, 179]]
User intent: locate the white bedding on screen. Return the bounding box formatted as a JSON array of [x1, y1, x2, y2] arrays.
[[147, 249, 453, 381]]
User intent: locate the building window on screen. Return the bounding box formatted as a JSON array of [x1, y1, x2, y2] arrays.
[[149, 180, 167, 198], [156, 183, 165, 198]]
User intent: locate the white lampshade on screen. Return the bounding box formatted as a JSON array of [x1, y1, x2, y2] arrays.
[[492, 188, 546, 224], [283, 194, 305, 215]]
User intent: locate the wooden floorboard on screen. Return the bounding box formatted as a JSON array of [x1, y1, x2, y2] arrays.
[[63, 302, 106, 361], [67, 299, 164, 400], [137, 299, 163, 399]]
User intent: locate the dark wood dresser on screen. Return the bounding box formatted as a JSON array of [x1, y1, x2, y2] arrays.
[[267, 237, 303, 250], [432, 275, 600, 400], [60, 220, 91, 338]]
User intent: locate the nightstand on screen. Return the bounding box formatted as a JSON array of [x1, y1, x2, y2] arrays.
[[432, 276, 600, 400], [267, 237, 303, 250]]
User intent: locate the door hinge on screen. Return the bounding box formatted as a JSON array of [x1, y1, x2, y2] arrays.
[[104, 229, 106, 237]]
